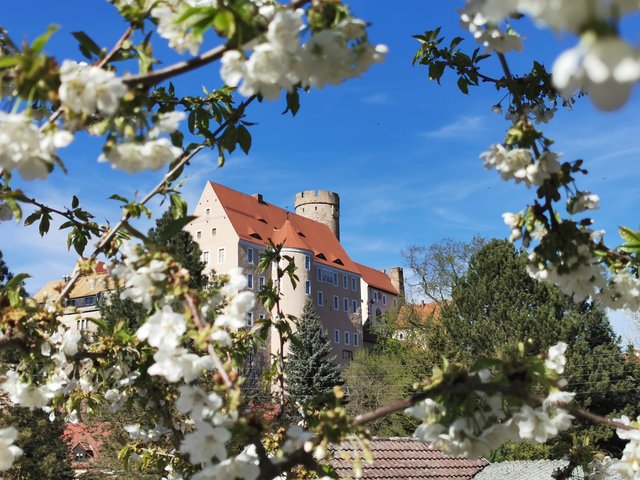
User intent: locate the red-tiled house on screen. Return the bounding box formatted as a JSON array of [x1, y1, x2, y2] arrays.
[[331, 438, 488, 479], [185, 182, 404, 365], [62, 422, 110, 473]]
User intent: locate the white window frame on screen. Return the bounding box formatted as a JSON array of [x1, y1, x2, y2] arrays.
[[343, 297, 349, 312], [333, 295, 339, 310], [259, 276, 265, 289], [211, 227, 217, 236], [205, 208, 210, 216], [382, 294, 387, 305], [352, 299, 358, 314], [247, 274, 253, 290], [351, 277, 357, 291], [334, 329, 340, 344], [317, 291, 324, 307], [305, 280, 311, 296], [203, 250, 210, 265], [343, 274, 348, 289], [344, 331, 350, 345], [196, 230, 202, 240], [217, 247, 225, 264], [354, 333, 359, 347], [246, 312, 253, 327], [304, 255, 310, 270], [247, 247, 254, 264]]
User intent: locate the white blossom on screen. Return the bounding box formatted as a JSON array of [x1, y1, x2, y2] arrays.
[[99, 138, 182, 173], [149, 111, 186, 137], [545, 341, 568, 374], [180, 422, 231, 464], [136, 305, 186, 351], [0, 427, 22, 471], [282, 425, 314, 454], [568, 192, 600, 214], [0, 112, 73, 180], [176, 385, 223, 421], [59, 60, 127, 116], [192, 444, 260, 480]]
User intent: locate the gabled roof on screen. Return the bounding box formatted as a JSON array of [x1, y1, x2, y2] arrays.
[[473, 460, 589, 480], [33, 272, 114, 304], [209, 182, 359, 274], [63, 422, 110, 464], [355, 262, 397, 295], [331, 437, 488, 479]]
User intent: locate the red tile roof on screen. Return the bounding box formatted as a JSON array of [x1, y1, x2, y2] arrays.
[[331, 438, 488, 479], [355, 262, 398, 295], [63, 422, 110, 465], [210, 182, 360, 274]]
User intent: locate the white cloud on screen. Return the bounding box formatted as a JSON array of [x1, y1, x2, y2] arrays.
[[423, 115, 487, 139], [362, 93, 390, 105]]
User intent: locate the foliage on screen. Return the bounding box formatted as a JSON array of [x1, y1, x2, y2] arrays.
[[285, 298, 343, 413], [0, 407, 74, 480]]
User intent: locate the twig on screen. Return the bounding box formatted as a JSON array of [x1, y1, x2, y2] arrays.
[[123, 0, 311, 87], [54, 94, 255, 305]]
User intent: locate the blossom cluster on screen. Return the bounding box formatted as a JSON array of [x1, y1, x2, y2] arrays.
[[220, 9, 387, 100], [0, 112, 73, 180], [481, 145, 561, 188], [407, 342, 575, 459], [461, 0, 640, 110]]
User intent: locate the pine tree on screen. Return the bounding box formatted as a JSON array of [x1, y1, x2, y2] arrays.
[[285, 299, 343, 409]]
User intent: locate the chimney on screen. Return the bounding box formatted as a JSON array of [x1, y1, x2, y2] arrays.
[[251, 193, 263, 203], [389, 267, 405, 303]]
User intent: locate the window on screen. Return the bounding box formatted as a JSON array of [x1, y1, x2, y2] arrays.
[[304, 255, 310, 270], [259, 276, 265, 289], [343, 274, 348, 289], [247, 274, 253, 290], [352, 299, 358, 314], [342, 350, 354, 361], [196, 230, 202, 240], [333, 295, 339, 310], [354, 333, 359, 347], [205, 208, 210, 216], [247, 247, 254, 264], [334, 329, 340, 344], [203, 250, 210, 265], [211, 228, 217, 236], [382, 295, 387, 305], [305, 280, 311, 295], [259, 314, 265, 320], [317, 291, 324, 307], [218, 248, 225, 263], [246, 312, 253, 327], [351, 277, 357, 291], [344, 331, 350, 345], [343, 297, 349, 312], [318, 267, 337, 285]]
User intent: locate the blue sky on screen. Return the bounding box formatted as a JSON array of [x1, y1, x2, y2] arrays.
[[3, 2, 639, 337]]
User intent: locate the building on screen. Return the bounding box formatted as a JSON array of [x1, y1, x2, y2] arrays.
[[33, 261, 114, 333], [185, 182, 403, 365]]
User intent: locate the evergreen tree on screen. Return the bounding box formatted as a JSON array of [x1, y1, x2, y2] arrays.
[[443, 239, 640, 457], [100, 209, 209, 327], [0, 406, 74, 480], [147, 210, 209, 290], [285, 299, 343, 409]]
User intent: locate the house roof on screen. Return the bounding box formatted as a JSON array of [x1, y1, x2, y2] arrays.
[[355, 262, 398, 295], [63, 422, 110, 464], [210, 182, 360, 274], [331, 437, 488, 479], [473, 460, 586, 480], [396, 302, 443, 329], [33, 272, 114, 304]]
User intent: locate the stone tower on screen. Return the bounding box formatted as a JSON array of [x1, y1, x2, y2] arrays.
[[294, 190, 340, 240]]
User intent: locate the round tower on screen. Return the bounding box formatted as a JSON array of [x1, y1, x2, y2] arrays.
[[294, 190, 340, 240]]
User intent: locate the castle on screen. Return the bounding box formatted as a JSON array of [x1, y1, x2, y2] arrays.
[[185, 182, 404, 364], [34, 182, 404, 365]]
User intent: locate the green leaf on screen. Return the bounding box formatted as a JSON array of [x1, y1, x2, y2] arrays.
[[0, 57, 18, 68], [39, 212, 51, 236], [283, 89, 300, 116], [157, 215, 197, 244], [71, 31, 102, 60], [213, 9, 236, 38], [170, 192, 188, 219], [457, 77, 469, 94], [619, 227, 640, 243], [24, 210, 41, 226], [71, 195, 79, 209], [109, 194, 129, 204], [5, 273, 30, 306], [31, 24, 59, 55], [237, 125, 251, 154]]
